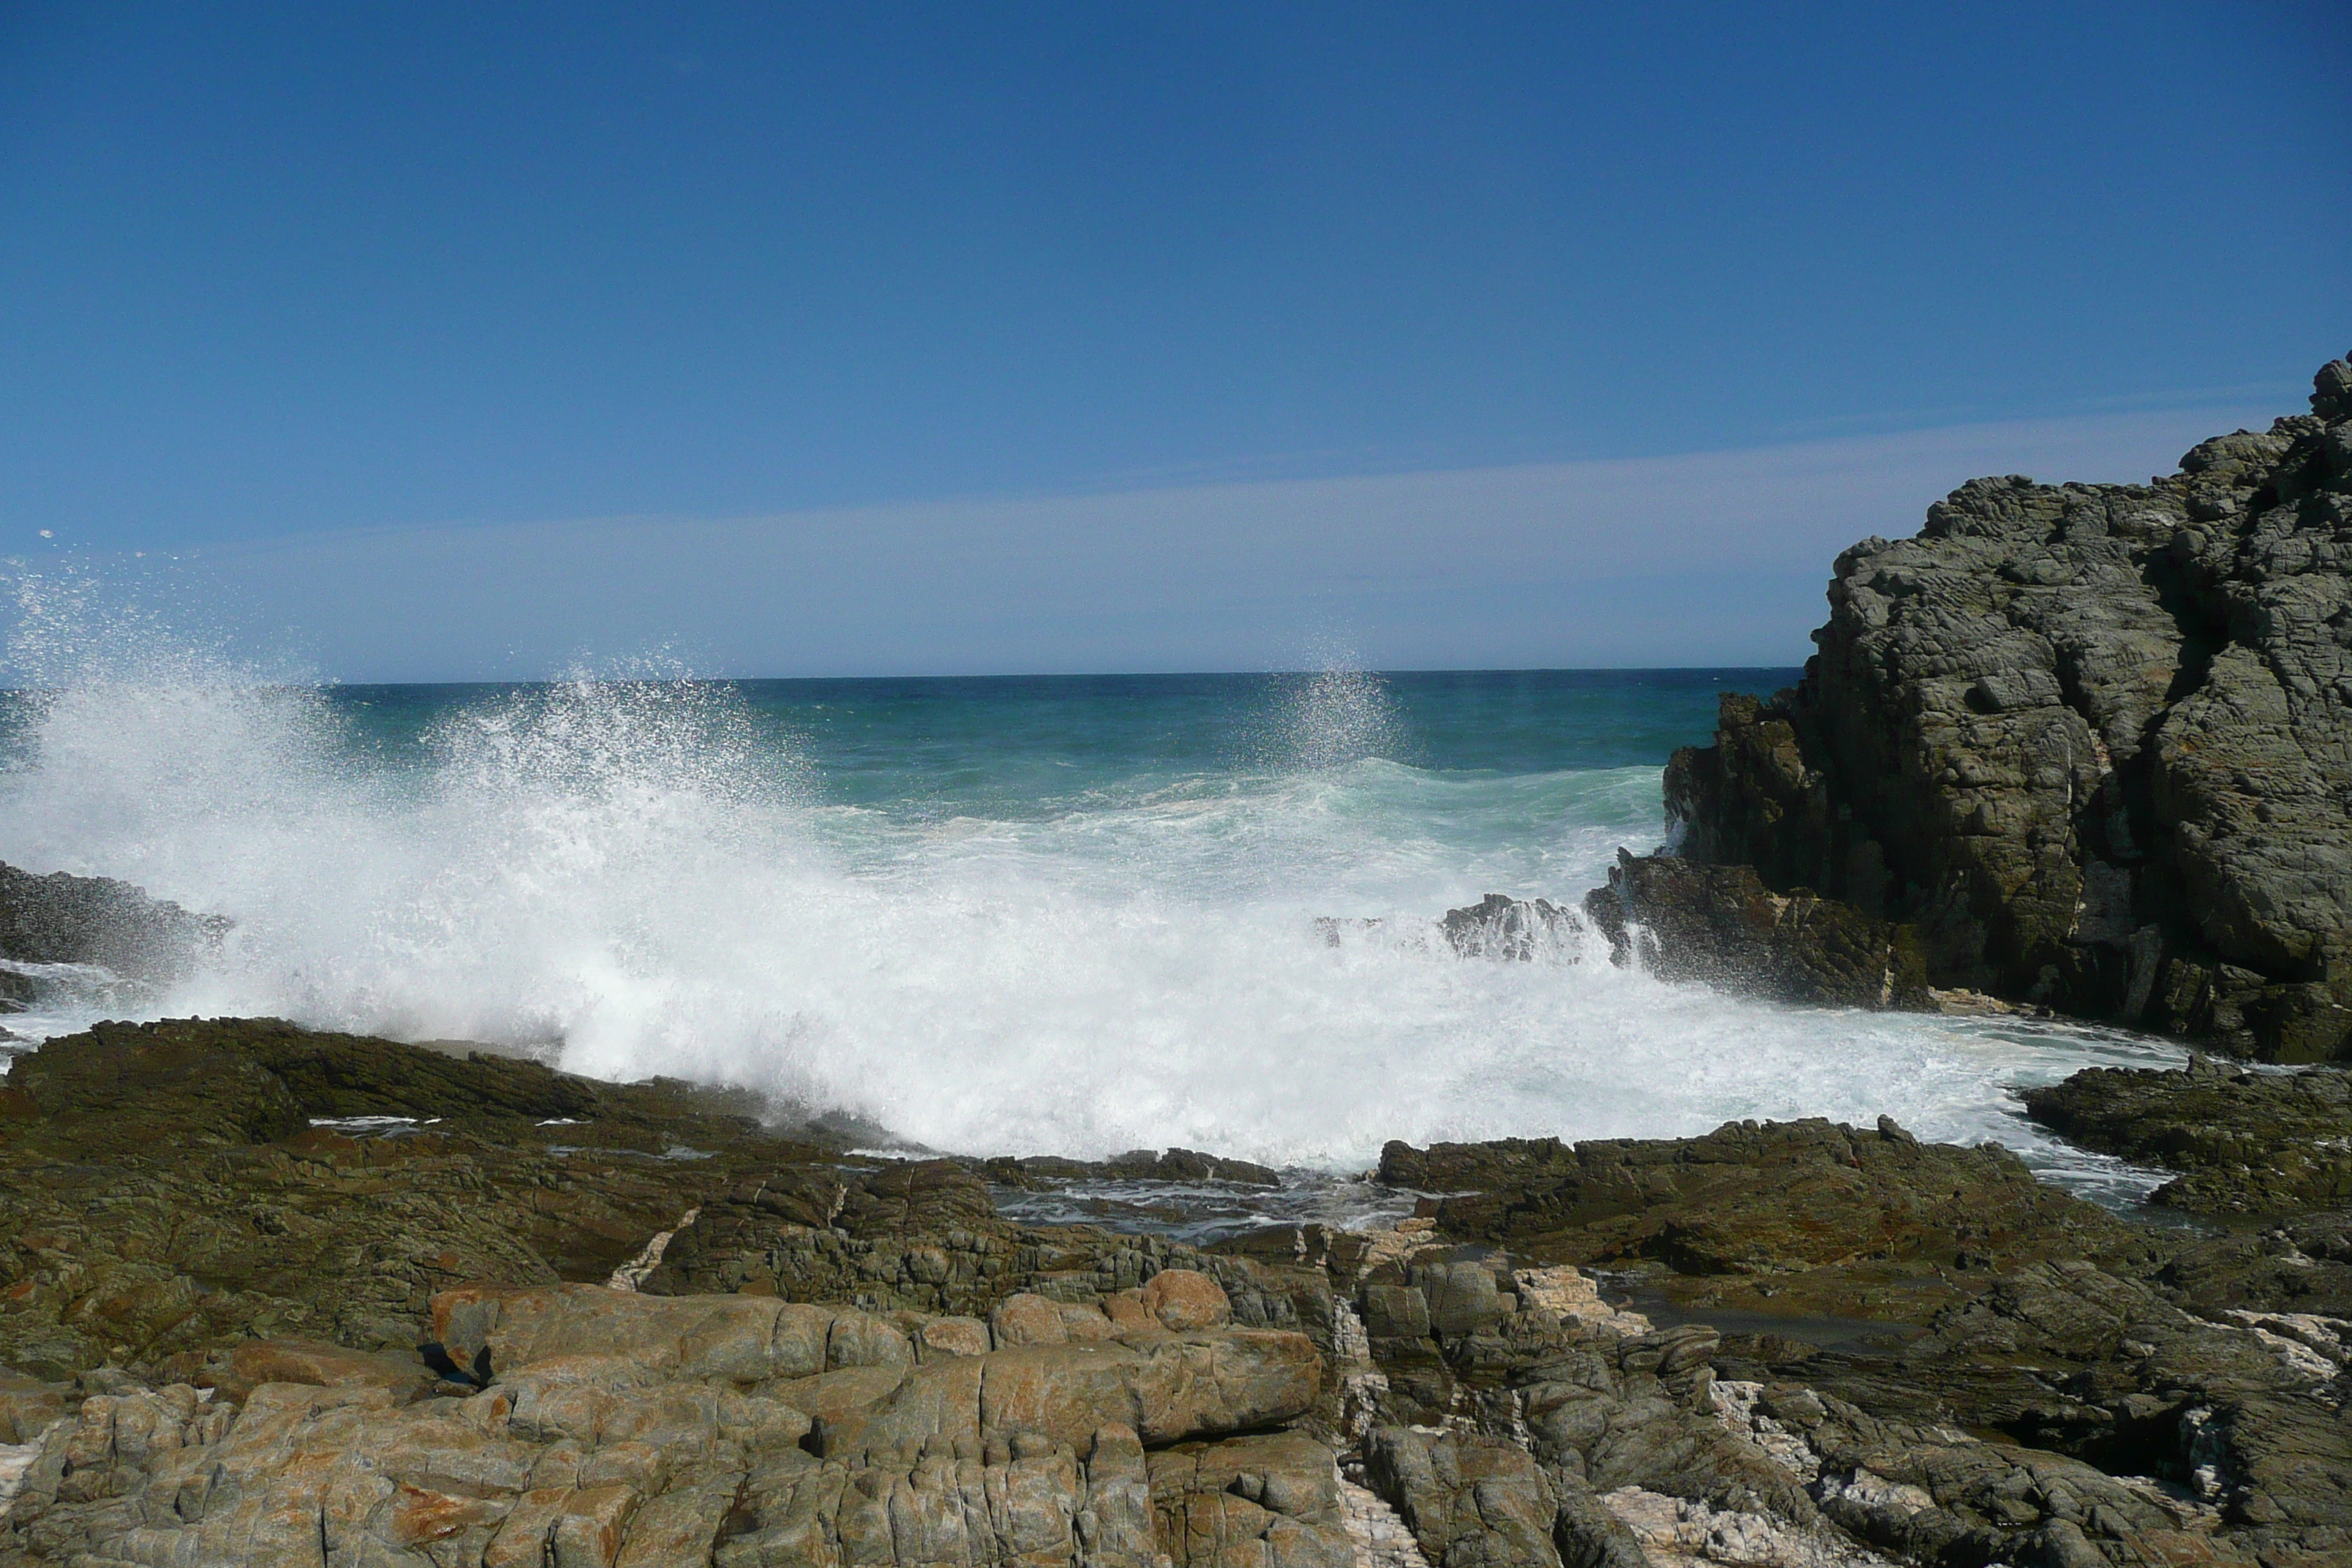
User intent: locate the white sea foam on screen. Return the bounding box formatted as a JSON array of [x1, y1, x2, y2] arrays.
[[0, 629, 2183, 1189]]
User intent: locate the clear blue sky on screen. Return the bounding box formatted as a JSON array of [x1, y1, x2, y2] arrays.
[[2, 3, 2347, 677]]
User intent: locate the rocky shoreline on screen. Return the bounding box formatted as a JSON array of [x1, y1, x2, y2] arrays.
[[0, 1014, 2345, 1568]]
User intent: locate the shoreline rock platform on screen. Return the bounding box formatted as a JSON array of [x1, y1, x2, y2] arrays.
[[5, 353, 2351, 1561], [0, 1017, 2345, 1567]]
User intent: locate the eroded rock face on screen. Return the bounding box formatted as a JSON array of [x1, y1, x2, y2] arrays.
[[0, 1280, 1328, 1568], [1642, 353, 2352, 1060]]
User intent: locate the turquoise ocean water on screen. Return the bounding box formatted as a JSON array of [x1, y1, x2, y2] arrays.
[[0, 667, 2183, 1199]]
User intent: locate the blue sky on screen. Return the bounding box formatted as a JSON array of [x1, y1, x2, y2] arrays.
[[2, 2, 2347, 678]]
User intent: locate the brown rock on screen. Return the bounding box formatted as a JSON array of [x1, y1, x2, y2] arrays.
[[1141, 1268, 1233, 1332], [915, 1315, 992, 1359], [1150, 1431, 1354, 1568], [990, 1292, 1071, 1347], [217, 1336, 439, 1404]]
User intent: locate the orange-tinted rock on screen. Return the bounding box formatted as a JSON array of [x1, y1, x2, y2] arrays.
[[1140, 1269, 1232, 1331]]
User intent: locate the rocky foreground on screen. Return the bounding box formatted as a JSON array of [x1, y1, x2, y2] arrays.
[[0, 1018, 2347, 1568], [1589, 351, 2352, 1063]]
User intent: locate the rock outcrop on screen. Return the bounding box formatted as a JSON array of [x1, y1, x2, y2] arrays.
[[0, 864, 225, 1022], [1365, 1131, 2352, 1567], [1582, 853, 1927, 1009], [1376, 1117, 2165, 1327], [2021, 1055, 2352, 1216], [2, 1276, 1335, 1568], [1611, 352, 2352, 1059]]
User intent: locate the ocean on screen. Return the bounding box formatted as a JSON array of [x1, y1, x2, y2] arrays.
[[0, 666, 2184, 1204]]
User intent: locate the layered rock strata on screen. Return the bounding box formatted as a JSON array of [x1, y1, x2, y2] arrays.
[[1604, 353, 2352, 1060]]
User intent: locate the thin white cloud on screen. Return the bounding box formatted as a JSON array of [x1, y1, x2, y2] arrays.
[[144, 404, 2285, 679]]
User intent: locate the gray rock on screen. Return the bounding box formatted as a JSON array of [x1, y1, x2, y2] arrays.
[[1641, 352, 2352, 1060], [1440, 894, 1578, 962]]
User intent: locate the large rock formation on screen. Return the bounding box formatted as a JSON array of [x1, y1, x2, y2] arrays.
[[1611, 352, 2352, 1059]]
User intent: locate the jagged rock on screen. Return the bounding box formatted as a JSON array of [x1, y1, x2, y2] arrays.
[[0, 862, 225, 989], [1713, 1257, 2352, 1565], [1364, 1426, 1566, 1567], [2021, 1058, 2352, 1215], [1149, 1431, 1354, 1567], [1582, 851, 1928, 1008], [1440, 894, 1579, 962], [1, 1280, 1330, 1567], [2156, 1212, 2352, 1324], [1640, 353, 2352, 1060]]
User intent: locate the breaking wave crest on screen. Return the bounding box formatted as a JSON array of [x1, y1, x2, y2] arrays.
[[0, 628, 2183, 1180]]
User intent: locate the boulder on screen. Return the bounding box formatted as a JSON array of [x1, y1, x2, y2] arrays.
[[1139, 1270, 1232, 1332]]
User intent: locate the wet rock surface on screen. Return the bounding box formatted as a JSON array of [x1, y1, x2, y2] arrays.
[[1621, 353, 2352, 1062], [1582, 852, 1927, 1009], [1441, 894, 1581, 963], [2021, 1056, 2352, 1217]]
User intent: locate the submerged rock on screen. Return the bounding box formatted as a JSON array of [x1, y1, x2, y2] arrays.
[[1439, 893, 1580, 962], [1619, 352, 2352, 1060]]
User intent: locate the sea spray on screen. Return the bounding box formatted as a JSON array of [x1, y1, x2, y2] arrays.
[[0, 633, 2185, 1189]]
